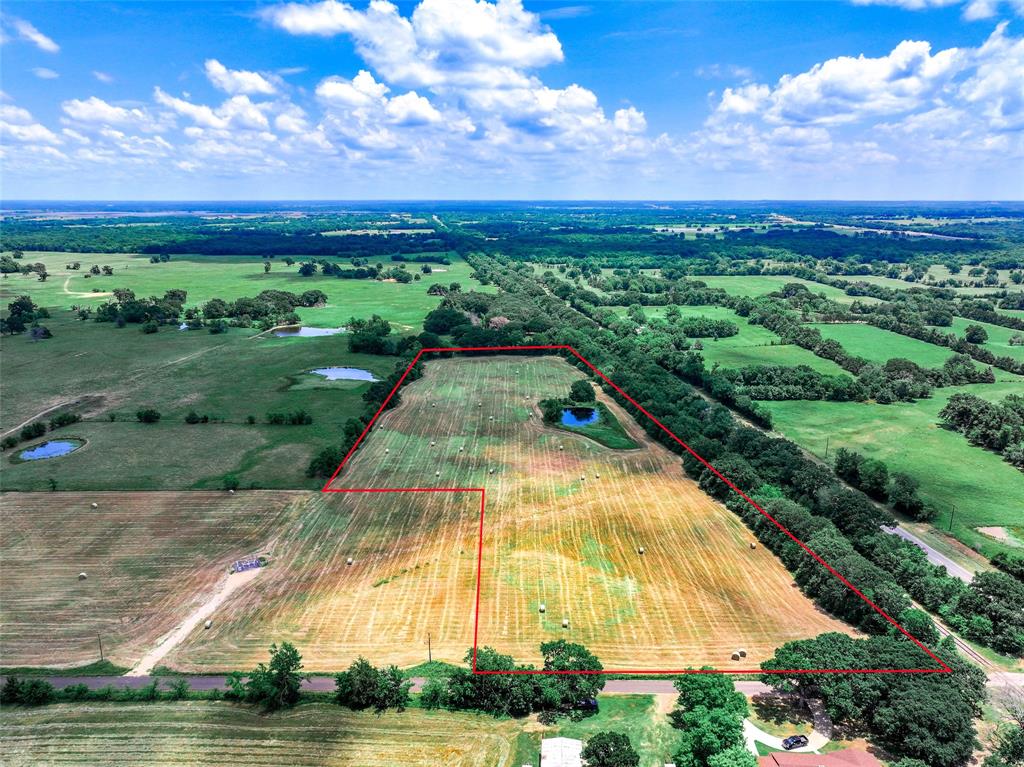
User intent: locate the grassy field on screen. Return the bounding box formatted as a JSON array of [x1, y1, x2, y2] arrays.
[[515, 694, 683, 766], [0, 313, 395, 491], [165, 355, 857, 672], [610, 304, 848, 375], [0, 250, 492, 330], [764, 380, 1024, 560], [0, 491, 307, 668], [809, 323, 967, 368], [0, 702, 523, 767], [689, 275, 874, 304], [947, 317, 1024, 363]]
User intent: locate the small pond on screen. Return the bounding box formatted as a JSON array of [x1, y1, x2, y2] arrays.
[[18, 439, 85, 461], [561, 407, 599, 427], [275, 327, 347, 338], [310, 367, 378, 381]]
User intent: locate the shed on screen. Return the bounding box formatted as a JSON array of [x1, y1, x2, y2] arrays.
[[541, 737, 583, 767]]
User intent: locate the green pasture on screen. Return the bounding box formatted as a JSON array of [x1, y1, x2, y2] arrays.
[[611, 304, 847, 375], [764, 380, 1024, 559], [689, 275, 866, 303], [0, 250, 491, 330], [947, 317, 1024, 363], [514, 695, 682, 767], [0, 312, 398, 491], [809, 323, 965, 368]]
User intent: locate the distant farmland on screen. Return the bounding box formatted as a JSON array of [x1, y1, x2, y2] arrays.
[[169, 355, 857, 672]]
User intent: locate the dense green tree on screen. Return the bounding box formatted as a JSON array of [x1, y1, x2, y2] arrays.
[[582, 732, 640, 767]]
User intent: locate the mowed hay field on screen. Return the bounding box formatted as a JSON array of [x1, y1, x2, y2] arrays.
[[170, 355, 857, 672], [0, 491, 307, 668], [0, 703, 522, 767]]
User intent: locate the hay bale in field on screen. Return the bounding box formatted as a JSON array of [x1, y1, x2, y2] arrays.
[[78, 572, 87, 581], [749, 542, 756, 550], [228, 489, 234, 494], [562, 617, 569, 628], [430, 441, 435, 447], [90, 502, 98, 509], [731, 651, 740, 661], [558, 445, 563, 451], [459, 446, 464, 452], [738, 648, 747, 657], [595, 473, 600, 479], [385, 448, 390, 454], [204, 619, 212, 630], [539, 603, 546, 613], [489, 468, 495, 474], [580, 475, 585, 481], [638, 546, 645, 555], [347, 557, 354, 566], [435, 470, 440, 477]]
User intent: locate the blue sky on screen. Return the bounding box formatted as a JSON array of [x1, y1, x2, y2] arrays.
[[1, 0, 1022, 199]]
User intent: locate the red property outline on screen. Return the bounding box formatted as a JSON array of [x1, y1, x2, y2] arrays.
[[323, 345, 950, 675]]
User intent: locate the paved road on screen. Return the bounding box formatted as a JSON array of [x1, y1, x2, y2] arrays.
[[883, 525, 975, 583], [17, 674, 1020, 694]]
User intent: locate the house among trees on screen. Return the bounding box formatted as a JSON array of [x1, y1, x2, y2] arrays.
[[539, 737, 583, 767]]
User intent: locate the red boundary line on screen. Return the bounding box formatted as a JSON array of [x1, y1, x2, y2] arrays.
[[322, 345, 950, 675]]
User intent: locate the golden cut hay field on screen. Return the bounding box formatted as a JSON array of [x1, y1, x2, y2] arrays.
[[169, 355, 856, 672], [0, 491, 306, 668], [0, 703, 522, 767]]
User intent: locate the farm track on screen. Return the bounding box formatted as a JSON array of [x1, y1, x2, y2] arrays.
[[0, 491, 306, 668], [169, 355, 858, 672]]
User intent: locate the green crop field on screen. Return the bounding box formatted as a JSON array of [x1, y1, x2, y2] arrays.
[[0, 702, 524, 767], [764, 380, 1024, 559], [0, 312, 395, 491], [809, 323, 966, 367], [0, 250, 492, 330]]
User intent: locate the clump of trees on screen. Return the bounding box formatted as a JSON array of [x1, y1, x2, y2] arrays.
[[939, 393, 1024, 470], [266, 410, 313, 426], [669, 673, 753, 767], [582, 732, 641, 767], [1, 295, 50, 336], [762, 633, 986, 767], [226, 642, 306, 710], [421, 640, 604, 721], [833, 448, 929, 517], [333, 657, 411, 713]]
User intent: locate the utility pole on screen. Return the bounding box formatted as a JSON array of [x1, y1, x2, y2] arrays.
[[948, 504, 955, 532], [427, 632, 432, 664], [97, 634, 104, 662]]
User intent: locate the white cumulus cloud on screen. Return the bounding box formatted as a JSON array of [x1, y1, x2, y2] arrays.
[[204, 59, 278, 95]]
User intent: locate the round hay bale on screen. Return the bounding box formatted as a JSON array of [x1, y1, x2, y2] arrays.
[[558, 445, 563, 451], [731, 651, 741, 661], [488, 468, 495, 474], [385, 448, 390, 454], [459, 446, 464, 452], [539, 603, 546, 613], [562, 618, 569, 628], [638, 546, 645, 555], [228, 489, 234, 494], [204, 619, 212, 630], [346, 557, 353, 566], [739, 648, 747, 658], [430, 441, 435, 447], [90, 502, 98, 509], [78, 572, 87, 581], [595, 473, 600, 479], [435, 470, 440, 477], [749, 541, 756, 550]]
